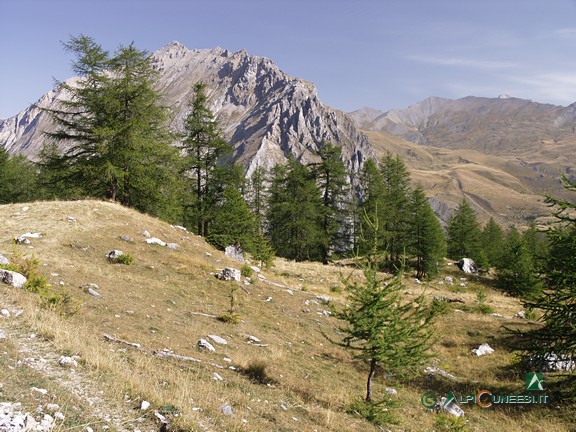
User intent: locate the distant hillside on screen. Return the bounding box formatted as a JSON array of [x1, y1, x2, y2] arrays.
[[349, 96, 576, 225]]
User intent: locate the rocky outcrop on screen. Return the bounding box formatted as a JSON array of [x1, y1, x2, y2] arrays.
[[0, 42, 373, 176]]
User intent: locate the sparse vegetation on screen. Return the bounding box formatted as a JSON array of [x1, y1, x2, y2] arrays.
[[115, 252, 135, 265]]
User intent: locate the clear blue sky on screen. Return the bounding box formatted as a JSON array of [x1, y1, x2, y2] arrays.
[[2, 0, 576, 119]]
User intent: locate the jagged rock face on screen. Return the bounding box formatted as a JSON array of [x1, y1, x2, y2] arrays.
[[0, 41, 373, 176]]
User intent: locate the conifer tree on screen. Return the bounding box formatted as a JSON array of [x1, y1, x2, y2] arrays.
[[481, 217, 505, 267], [310, 142, 350, 263], [0, 148, 39, 203], [446, 200, 482, 262], [516, 176, 576, 386], [330, 213, 437, 403], [408, 185, 446, 279], [181, 82, 233, 236], [357, 159, 386, 255], [39, 35, 180, 220], [496, 226, 540, 298], [266, 157, 324, 261]]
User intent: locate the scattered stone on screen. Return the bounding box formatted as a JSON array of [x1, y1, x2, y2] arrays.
[[257, 273, 266, 279], [423, 366, 459, 381], [250, 266, 260, 273], [20, 232, 42, 239], [198, 338, 216, 352], [0, 254, 9, 265], [118, 235, 133, 242], [167, 243, 180, 249], [433, 296, 464, 304], [14, 236, 30, 245], [315, 295, 332, 304], [207, 335, 228, 345], [171, 225, 188, 232], [220, 404, 233, 416], [385, 388, 398, 395], [285, 289, 293, 296], [12, 309, 23, 317], [58, 356, 78, 368], [146, 237, 167, 247], [445, 276, 453, 283], [471, 343, 494, 356], [414, 278, 421, 284], [141, 231, 151, 238], [140, 400, 150, 410], [212, 372, 223, 381], [1, 309, 10, 318], [53, 411, 65, 421], [223, 357, 232, 363], [247, 335, 261, 343], [456, 258, 478, 274], [216, 268, 241, 282], [279, 403, 288, 411], [515, 311, 526, 319], [106, 250, 124, 263], [0, 330, 5, 339], [80, 283, 101, 297], [489, 313, 503, 317], [30, 387, 48, 395], [225, 245, 244, 264], [22, 206, 29, 212], [67, 216, 77, 223], [532, 353, 576, 372], [1, 269, 27, 288], [205, 252, 212, 257], [44, 404, 60, 413]]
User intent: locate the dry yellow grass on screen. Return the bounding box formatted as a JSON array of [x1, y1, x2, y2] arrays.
[[0, 199, 573, 431]]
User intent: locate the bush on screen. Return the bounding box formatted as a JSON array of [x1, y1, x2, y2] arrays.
[[240, 360, 274, 384], [241, 264, 253, 278], [218, 313, 242, 324], [116, 253, 135, 265], [429, 298, 451, 316]]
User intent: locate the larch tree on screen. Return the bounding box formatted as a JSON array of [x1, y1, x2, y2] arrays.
[[446, 199, 482, 262]]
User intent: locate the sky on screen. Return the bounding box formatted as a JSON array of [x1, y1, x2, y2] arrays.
[[2, 0, 576, 119]]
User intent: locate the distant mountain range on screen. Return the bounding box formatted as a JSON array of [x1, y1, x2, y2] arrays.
[[1, 41, 575, 226]]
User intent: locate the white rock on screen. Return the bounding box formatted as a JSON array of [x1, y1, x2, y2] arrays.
[[216, 268, 241, 281], [445, 276, 453, 283], [315, 295, 332, 304], [30, 387, 48, 395], [212, 372, 223, 381], [247, 335, 261, 343], [0, 330, 5, 339], [386, 388, 398, 395], [67, 216, 77, 223], [54, 411, 65, 421], [0, 254, 9, 265], [45, 403, 60, 412], [207, 335, 228, 345], [515, 311, 526, 319], [140, 400, 150, 410], [471, 343, 494, 356], [198, 338, 216, 352], [146, 237, 167, 247], [457, 258, 478, 274], [250, 266, 260, 273], [106, 250, 124, 262], [142, 231, 151, 238], [20, 232, 42, 238], [220, 404, 233, 415], [0, 270, 27, 288], [0, 309, 9, 318], [58, 355, 78, 367], [12, 309, 23, 317], [167, 243, 180, 249], [14, 236, 30, 244]]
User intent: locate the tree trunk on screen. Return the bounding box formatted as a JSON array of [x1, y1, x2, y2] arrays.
[[366, 358, 377, 402]]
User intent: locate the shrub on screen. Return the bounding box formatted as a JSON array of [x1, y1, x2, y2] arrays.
[[241, 264, 253, 278], [240, 360, 274, 384], [429, 298, 451, 316], [217, 313, 242, 324], [116, 253, 135, 265]]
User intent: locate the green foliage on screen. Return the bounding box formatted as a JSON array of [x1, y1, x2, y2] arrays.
[[331, 252, 437, 402], [310, 142, 351, 263], [240, 264, 253, 278], [434, 413, 470, 432], [39, 35, 181, 220], [115, 253, 135, 265], [249, 234, 275, 268], [429, 298, 451, 316], [267, 157, 324, 261], [496, 225, 540, 298], [218, 285, 241, 324], [347, 398, 399, 427], [516, 176, 576, 386], [408, 184, 446, 279], [217, 313, 242, 324], [0, 148, 40, 204], [446, 200, 482, 262], [181, 82, 234, 237], [481, 217, 505, 267]]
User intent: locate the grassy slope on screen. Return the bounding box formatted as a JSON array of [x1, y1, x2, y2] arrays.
[[0, 200, 573, 431], [366, 130, 556, 226]]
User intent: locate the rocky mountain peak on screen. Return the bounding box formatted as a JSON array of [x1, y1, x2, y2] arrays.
[[0, 43, 373, 177]]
